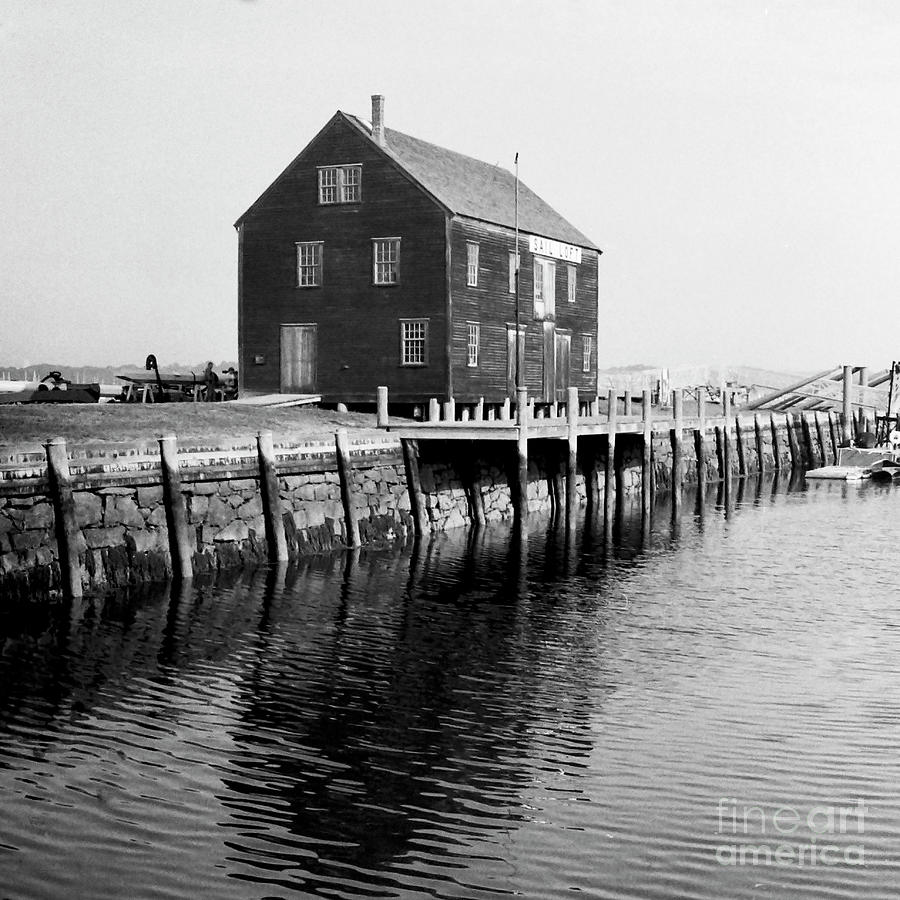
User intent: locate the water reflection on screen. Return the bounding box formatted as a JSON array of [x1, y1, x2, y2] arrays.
[[4, 472, 899, 899]]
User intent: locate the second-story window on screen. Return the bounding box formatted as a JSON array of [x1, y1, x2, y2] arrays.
[[318, 165, 362, 204], [568, 264, 577, 303], [373, 238, 400, 285], [533, 257, 556, 319], [467, 242, 479, 287], [296, 241, 322, 287]]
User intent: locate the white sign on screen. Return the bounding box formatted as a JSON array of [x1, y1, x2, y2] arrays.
[[528, 235, 582, 264]]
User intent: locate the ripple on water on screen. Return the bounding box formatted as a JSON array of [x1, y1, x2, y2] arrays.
[[2, 481, 900, 898]]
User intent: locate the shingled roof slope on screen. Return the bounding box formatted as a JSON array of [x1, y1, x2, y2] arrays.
[[345, 114, 600, 252]]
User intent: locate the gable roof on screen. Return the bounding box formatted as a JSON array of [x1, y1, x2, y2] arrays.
[[343, 114, 600, 252]]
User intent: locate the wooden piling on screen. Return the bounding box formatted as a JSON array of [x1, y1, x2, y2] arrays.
[[460, 406, 470, 422], [734, 416, 746, 475], [428, 397, 439, 421], [695, 392, 707, 482], [800, 413, 816, 468], [605, 389, 617, 532], [642, 388, 652, 519], [159, 434, 194, 579], [334, 429, 360, 549], [770, 412, 782, 471], [257, 430, 289, 562], [44, 437, 83, 599], [566, 387, 579, 524], [671, 389, 683, 513], [722, 392, 732, 478], [464, 447, 486, 528], [401, 438, 430, 536], [842, 365, 853, 445], [515, 388, 529, 522], [624, 390, 633, 418], [376, 386, 389, 428], [814, 412, 828, 469], [858, 367, 869, 434], [501, 397, 511, 421], [475, 397, 484, 422], [754, 413, 765, 475], [785, 413, 800, 468], [827, 411, 839, 463], [443, 398, 455, 422]]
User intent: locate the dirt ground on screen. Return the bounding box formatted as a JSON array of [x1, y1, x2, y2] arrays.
[[0, 402, 386, 453]]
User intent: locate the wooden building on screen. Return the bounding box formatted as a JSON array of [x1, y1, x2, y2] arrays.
[[236, 95, 602, 405]]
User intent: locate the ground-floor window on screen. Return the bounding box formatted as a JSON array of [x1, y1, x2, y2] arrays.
[[582, 334, 593, 372], [466, 322, 479, 367], [400, 319, 428, 366]]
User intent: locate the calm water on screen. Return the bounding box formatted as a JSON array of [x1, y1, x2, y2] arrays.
[[2, 476, 900, 899]]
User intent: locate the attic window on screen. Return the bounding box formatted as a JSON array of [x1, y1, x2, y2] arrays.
[[318, 165, 361, 204]]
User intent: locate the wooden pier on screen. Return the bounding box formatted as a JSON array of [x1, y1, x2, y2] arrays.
[[376, 382, 854, 531]]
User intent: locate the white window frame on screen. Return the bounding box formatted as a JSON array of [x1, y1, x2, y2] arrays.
[[466, 241, 479, 287], [567, 264, 577, 303], [466, 322, 480, 367], [373, 237, 400, 285], [400, 318, 428, 366], [317, 164, 362, 204], [533, 256, 556, 319], [582, 334, 593, 373], [295, 241, 323, 287]]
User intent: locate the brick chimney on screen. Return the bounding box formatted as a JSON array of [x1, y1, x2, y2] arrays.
[[371, 94, 385, 147]]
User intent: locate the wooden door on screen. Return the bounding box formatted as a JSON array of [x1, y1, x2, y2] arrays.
[[555, 331, 571, 400], [280, 324, 317, 392], [506, 325, 525, 396], [542, 321, 556, 402]]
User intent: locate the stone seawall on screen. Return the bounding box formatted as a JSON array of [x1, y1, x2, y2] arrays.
[[1, 411, 839, 599]]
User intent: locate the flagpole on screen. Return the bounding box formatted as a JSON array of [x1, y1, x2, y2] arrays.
[[514, 152, 521, 392]]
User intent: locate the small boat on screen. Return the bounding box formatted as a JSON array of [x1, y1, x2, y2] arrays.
[[806, 447, 900, 482], [28, 372, 101, 404]]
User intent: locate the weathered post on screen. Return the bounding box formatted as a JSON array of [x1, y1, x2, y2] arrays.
[[605, 388, 617, 533], [334, 429, 360, 549], [443, 397, 456, 422], [814, 412, 828, 468], [401, 438, 430, 536], [735, 415, 746, 475], [257, 431, 289, 562], [460, 406, 470, 422], [842, 365, 853, 445], [858, 366, 869, 434], [159, 434, 194, 579], [500, 397, 511, 421], [566, 386, 579, 527], [624, 390, 633, 418], [642, 388, 652, 519], [754, 413, 766, 475], [464, 446, 486, 528], [785, 412, 800, 467], [695, 389, 707, 482], [376, 386, 389, 428], [671, 389, 683, 514], [722, 391, 732, 479], [828, 411, 839, 463], [45, 437, 83, 599], [770, 412, 782, 471], [428, 398, 439, 422], [515, 388, 529, 522], [801, 413, 816, 469], [475, 397, 484, 422]]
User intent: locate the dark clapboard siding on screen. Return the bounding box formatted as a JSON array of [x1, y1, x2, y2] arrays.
[[449, 219, 599, 402], [239, 115, 448, 402]]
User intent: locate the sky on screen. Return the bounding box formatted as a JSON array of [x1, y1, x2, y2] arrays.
[[2, 0, 900, 372]]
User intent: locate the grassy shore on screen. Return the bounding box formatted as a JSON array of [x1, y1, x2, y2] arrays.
[[0, 403, 383, 453]]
